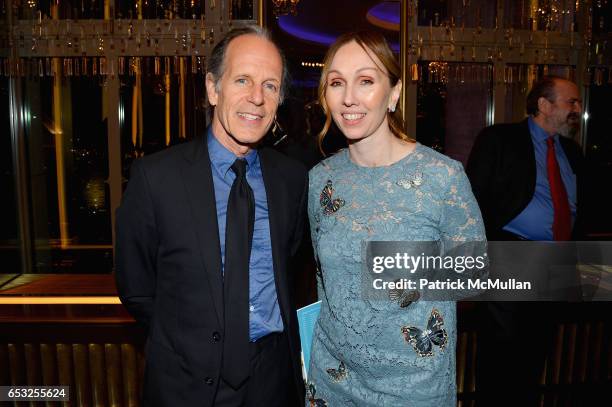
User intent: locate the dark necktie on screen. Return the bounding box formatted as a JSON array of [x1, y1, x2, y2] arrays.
[[546, 137, 572, 241], [221, 158, 254, 388]]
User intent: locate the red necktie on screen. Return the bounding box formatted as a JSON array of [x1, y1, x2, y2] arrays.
[[546, 137, 572, 241]]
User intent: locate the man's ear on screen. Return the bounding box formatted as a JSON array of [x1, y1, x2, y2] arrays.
[[205, 72, 218, 107], [537, 96, 551, 116]]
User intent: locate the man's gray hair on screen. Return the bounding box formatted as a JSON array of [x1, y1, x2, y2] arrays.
[[206, 25, 290, 103]]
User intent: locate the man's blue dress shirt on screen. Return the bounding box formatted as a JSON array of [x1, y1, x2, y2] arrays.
[[504, 117, 577, 240], [207, 129, 283, 341]]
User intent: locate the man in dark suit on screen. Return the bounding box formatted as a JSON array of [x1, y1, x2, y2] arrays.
[[467, 75, 584, 241], [115, 26, 307, 406], [466, 76, 584, 405]]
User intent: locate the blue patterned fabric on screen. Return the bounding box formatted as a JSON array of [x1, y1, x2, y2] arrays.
[[307, 144, 486, 406]]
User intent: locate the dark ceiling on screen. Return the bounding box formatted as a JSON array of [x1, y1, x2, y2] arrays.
[[265, 0, 400, 62]]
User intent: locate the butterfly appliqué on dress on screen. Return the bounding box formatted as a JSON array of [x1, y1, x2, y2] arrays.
[[396, 172, 424, 190], [388, 279, 420, 308], [326, 361, 347, 382], [307, 383, 328, 407], [320, 180, 345, 215], [401, 308, 448, 357]]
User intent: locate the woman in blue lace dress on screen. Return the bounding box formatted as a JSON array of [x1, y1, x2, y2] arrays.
[[306, 31, 485, 406]]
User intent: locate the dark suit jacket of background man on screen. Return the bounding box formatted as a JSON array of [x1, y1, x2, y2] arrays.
[[115, 133, 307, 406], [466, 118, 586, 241]]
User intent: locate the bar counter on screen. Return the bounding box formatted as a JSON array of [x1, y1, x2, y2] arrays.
[[0, 274, 145, 407]]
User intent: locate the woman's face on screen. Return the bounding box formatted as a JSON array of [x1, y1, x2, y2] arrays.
[[324, 41, 400, 143]]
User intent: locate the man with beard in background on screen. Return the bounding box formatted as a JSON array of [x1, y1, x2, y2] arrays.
[[468, 76, 583, 243], [466, 76, 585, 405]]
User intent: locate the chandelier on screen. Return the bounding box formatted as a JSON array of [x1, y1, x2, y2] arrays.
[[272, 0, 300, 17]]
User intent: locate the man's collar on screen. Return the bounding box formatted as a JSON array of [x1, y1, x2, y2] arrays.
[[206, 127, 258, 177], [528, 116, 558, 142]]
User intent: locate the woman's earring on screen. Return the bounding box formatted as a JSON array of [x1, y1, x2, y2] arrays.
[[388, 105, 396, 113]]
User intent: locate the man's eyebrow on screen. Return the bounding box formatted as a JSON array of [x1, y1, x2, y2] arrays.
[[232, 73, 280, 83]]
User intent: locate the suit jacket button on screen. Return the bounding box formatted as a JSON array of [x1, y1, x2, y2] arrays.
[[205, 377, 214, 386], [212, 332, 221, 342]]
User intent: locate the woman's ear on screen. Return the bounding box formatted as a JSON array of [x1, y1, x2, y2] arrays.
[[389, 79, 402, 112]]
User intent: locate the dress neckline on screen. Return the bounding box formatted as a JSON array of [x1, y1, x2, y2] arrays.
[[342, 142, 420, 171]]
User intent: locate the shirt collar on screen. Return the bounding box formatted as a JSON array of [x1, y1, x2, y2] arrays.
[[528, 116, 558, 143], [206, 127, 258, 178]]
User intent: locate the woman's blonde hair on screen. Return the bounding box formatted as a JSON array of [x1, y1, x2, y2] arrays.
[[317, 30, 413, 152]]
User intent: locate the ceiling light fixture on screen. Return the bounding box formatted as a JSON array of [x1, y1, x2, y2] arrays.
[[272, 0, 300, 17]]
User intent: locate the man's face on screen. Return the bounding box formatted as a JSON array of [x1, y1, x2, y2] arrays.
[[206, 34, 283, 155], [544, 80, 582, 137]]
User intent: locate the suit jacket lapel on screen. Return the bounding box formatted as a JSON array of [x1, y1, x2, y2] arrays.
[[258, 148, 291, 325], [180, 136, 224, 326]]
